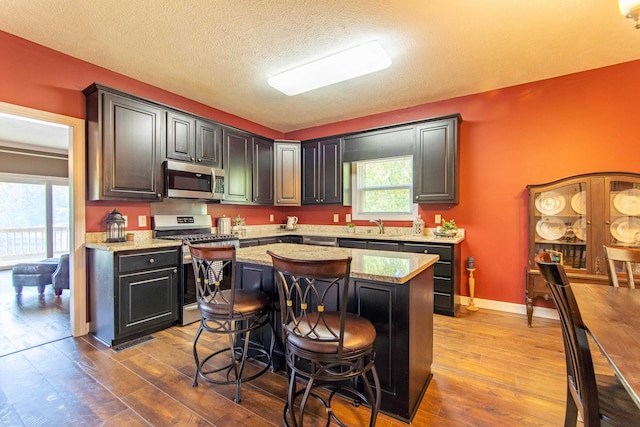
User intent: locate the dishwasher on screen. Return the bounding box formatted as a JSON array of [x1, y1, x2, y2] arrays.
[[302, 236, 338, 247]]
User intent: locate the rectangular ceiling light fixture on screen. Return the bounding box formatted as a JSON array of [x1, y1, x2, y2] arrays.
[[268, 40, 392, 96]]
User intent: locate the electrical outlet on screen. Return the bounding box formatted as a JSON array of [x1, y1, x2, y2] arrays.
[[333, 214, 339, 223], [122, 216, 128, 226], [346, 213, 351, 223], [138, 215, 146, 227], [269, 214, 274, 222], [435, 214, 441, 224]]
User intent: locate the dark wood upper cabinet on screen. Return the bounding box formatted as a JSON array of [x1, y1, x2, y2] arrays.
[[413, 114, 461, 204], [84, 84, 164, 200], [222, 127, 253, 203], [252, 136, 274, 204], [166, 111, 222, 168], [301, 138, 343, 204], [166, 111, 195, 163], [196, 119, 222, 168]]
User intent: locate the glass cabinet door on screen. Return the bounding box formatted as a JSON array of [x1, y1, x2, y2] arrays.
[[607, 179, 640, 248], [532, 180, 588, 271]]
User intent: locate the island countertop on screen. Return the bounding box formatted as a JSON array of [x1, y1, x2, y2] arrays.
[[236, 243, 439, 284]]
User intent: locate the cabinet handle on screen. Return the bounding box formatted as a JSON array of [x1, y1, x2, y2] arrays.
[[149, 258, 155, 264], [173, 268, 177, 273], [197, 158, 202, 162], [605, 220, 610, 225], [190, 157, 195, 162], [157, 193, 162, 198], [424, 250, 429, 254]]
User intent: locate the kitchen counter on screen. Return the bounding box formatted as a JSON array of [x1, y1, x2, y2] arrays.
[[236, 243, 439, 284], [85, 239, 182, 252], [236, 224, 465, 245]]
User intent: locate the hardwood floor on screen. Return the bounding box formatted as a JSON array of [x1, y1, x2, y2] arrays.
[[0, 286, 612, 426], [0, 270, 71, 357]]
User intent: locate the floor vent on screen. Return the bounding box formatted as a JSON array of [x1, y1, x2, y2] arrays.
[[112, 336, 154, 352]]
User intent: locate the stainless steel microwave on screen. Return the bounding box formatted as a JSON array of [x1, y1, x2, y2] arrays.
[[164, 160, 224, 200]]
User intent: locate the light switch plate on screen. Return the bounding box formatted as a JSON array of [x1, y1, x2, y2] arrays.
[[333, 214, 339, 223], [269, 214, 274, 222], [435, 214, 441, 224], [346, 214, 351, 223], [138, 215, 146, 227]]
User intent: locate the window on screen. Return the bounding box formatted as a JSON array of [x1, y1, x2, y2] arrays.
[[351, 156, 418, 221], [0, 175, 69, 267]]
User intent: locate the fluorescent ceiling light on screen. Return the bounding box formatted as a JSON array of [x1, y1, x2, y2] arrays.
[[268, 41, 392, 96]]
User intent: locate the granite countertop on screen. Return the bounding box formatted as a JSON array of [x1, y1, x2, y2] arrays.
[[236, 243, 439, 284], [85, 239, 182, 252], [237, 225, 465, 245]]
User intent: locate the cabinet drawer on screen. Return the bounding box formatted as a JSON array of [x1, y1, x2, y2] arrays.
[[434, 292, 451, 309], [367, 241, 399, 251], [402, 243, 452, 261], [434, 261, 452, 278], [118, 250, 178, 273], [339, 239, 367, 249], [434, 277, 451, 294]]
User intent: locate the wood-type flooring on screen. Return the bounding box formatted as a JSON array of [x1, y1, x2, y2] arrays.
[[0, 269, 613, 426]]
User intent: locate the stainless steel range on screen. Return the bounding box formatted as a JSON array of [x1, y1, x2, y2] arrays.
[[153, 214, 240, 325]]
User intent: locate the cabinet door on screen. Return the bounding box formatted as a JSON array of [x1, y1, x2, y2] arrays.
[[319, 138, 343, 204], [274, 141, 301, 206], [301, 142, 320, 204], [195, 119, 222, 167], [166, 111, 196, 163], [414, 116, 459, 203], [252, 136, 274, 204], [117, 266, 178, 337], [100, 92, 164, 200], [223, 127, 253, 203]]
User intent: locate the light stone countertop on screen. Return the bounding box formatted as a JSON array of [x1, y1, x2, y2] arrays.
[[236, 224, 465, 245], [236, 243, 439, 284], [85, 239, 182, 252]]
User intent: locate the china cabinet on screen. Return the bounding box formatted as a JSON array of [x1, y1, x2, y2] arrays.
[[526, 172, 640, 326]]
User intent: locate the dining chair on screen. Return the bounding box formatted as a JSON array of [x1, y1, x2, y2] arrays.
[[603, 245, 640, 289], [189, 244, 273, 403], [267, 250, 380, 427], [535, 252, 640, 426]]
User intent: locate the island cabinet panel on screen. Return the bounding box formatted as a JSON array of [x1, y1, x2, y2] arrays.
[[350, 268, 434, 422], [87, 247, 180, 347], [85, 84, 164, 200], [413, 114, 460, 204]]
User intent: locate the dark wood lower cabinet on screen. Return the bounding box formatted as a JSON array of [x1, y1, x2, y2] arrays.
[[87, 247, 180, 347], [235, 261, 434, 422]]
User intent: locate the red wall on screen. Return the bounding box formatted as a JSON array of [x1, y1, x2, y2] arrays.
[[2, 30, 640, 307]]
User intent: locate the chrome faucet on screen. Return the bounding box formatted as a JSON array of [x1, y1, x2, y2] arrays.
[[370, 218, 384, 234]]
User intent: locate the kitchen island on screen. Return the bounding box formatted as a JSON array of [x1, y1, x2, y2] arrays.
[[235, 243, 439, 423]]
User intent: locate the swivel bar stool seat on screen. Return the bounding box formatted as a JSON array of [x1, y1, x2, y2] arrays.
[[189, 244, 273, 403], [268, 250, 380, 427]]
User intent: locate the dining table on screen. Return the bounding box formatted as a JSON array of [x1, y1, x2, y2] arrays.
[[572, 283, 640, 409]]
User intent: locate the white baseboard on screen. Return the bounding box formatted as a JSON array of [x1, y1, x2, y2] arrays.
[[459, 296, 559, 321]]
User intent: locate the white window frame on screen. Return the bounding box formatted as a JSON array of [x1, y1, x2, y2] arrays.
[[350, 156, 418, 221]]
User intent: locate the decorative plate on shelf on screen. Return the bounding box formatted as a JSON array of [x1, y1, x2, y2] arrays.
[[573, 218, 587, 241], [613, 188, 640, 216], [610, 217, 640, 244], [535, 191, 565, 215], [571, 191, 586, 215], [536, 217, 567, 241]]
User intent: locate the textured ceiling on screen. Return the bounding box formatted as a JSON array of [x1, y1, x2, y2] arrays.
[[1, 0, 640, 134]]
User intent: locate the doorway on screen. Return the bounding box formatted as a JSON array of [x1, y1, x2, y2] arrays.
[[0, 101, 87, 339]]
